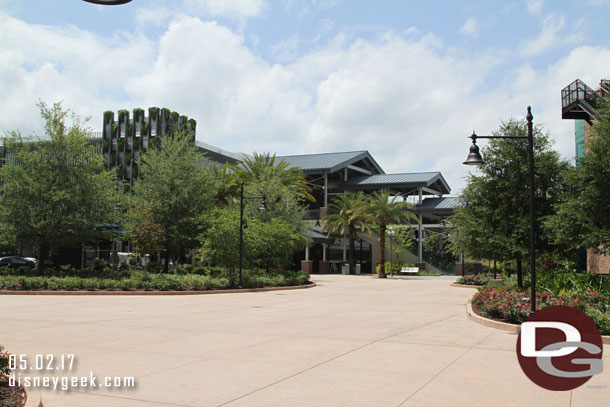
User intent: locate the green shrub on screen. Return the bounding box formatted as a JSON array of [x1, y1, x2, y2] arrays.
[[456, 274, 495, 286], [585, 307, 610, 335], [0, 267, 307, 292]]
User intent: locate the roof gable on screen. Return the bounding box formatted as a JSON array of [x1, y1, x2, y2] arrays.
[[277, 151, 384, 174]]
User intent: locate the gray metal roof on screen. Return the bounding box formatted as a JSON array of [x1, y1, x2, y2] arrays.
[[416, 197, 463, 211], [306, 228, 335, 244], [195, 141, 244, 165], [342, 172, 451, 195], [277, 151, 384, 174]]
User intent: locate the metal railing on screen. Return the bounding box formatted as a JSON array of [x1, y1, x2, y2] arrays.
[[561, 79, 602, 109]]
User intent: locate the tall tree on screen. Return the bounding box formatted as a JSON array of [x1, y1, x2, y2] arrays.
[[323, 192, 370, 274], [131, 131, 214, 271], [365, 191, 418, 278], [448, 119, 569, 286], [206, 162, 239, 207], [0, 102, 120, 271], [124, 204, 165, 266], [545, 101, 610, 258]]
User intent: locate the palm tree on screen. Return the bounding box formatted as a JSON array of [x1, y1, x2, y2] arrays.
[[232, 152, 315, 203], [206, 163, 239, 207], [323, 192, 370, 274], [365, 191, 418, 278]]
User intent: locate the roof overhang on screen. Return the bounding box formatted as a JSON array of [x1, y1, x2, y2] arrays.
[[342, 172, 451, 196]]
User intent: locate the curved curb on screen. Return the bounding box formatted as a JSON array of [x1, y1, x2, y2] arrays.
[[0, 282, 316, 296], [466, 298, 520, 333], [466, 298, 610, 344], [450, 283, 483, 288]]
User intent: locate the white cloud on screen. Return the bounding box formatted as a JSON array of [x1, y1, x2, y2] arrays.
[[460, 17, 478, 37], [182, 0, 267, 19], [1, 12, 609, 194], [521, 13, 587, 57], [527, 0, 544, 15], [271, 35, 301, 62], [135, 5, 173, 27]]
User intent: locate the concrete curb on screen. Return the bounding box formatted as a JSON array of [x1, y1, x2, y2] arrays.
[[450, 283, 483, 288], [466, 297, 610, 344], [466, 298, 520, 333], [0, 282, 316, 296]]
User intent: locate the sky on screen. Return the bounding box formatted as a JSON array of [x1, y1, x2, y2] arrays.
[[1, 0, 609, 194]]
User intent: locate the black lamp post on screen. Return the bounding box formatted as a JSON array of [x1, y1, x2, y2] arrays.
[[387, 226, 395, 277], [463, 106, 536, 314], [239, 183, 267, 288]]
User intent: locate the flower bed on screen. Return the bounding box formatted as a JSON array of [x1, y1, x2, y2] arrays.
[[1, 345, 26, 407], [472, 286, 610, 334]]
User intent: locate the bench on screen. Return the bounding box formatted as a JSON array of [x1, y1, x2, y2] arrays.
[[400, 267, 420, 275]]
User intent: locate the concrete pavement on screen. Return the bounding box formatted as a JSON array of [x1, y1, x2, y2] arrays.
[[1, 275, 608, 406]]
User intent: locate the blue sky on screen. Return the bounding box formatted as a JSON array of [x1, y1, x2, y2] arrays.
[[1, 0, 610, 193]]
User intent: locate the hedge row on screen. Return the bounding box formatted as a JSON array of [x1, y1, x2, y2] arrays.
[[0, 271, 310, 292]]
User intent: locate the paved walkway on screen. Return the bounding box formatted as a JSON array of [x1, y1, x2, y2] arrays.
[[1, 275, 608, 406]]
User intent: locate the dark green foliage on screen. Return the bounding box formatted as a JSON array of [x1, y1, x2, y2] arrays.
[[456, 274, 495, 286], [448, 119, 570, 279], [103, 110, 114, 123], [141, 121, 149, 137], [545, 101, 610, 256], [0, 263, 309, 291], [118, 109, 129, 122], [188, 118, 197, 132], [148, 107, 159, 119], [132, 108, 144, 121], [130, 131, 215, 272], [200, 207, 310, 281], [0, 102, 121, 272]]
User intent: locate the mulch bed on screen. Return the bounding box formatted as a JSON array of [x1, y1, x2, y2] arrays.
[[0, 377, 27, 407]]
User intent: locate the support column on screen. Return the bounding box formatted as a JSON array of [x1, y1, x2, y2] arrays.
[[418, 216, 423, 263], [301, 246, 313, 274], [319, 243, 330, 273], [417, 187, 423, 264], [323, 172, 328, 207]]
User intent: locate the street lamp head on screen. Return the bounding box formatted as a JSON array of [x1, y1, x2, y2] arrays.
[[463, 132, 484, 166], [387, 226, 395, 237], [258, 198, 268, 211]]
